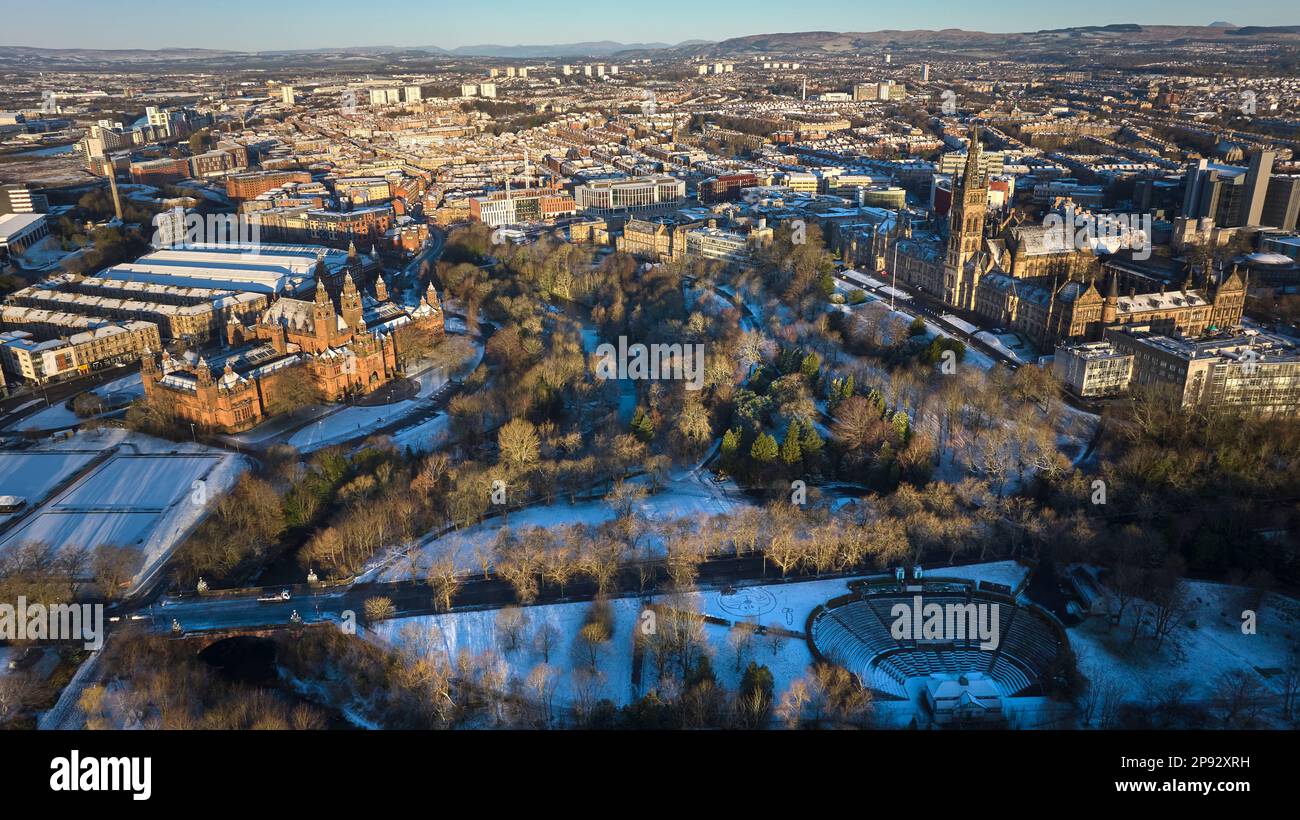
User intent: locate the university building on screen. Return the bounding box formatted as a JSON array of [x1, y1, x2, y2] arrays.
[[1057, 327, 1300, 417], [142, 265, 445, 434], [878, 125, 1244, 349]]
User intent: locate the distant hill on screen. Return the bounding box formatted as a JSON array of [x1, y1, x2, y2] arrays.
[[1228, 25, 1300, 35], [0, 40, 701, 68], [5, 25, 1299, 69], [645, 24, 1300, 57], [443, 41, 690, 58]]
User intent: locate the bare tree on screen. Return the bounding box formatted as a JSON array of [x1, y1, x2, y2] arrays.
[[1213, 670, 1267, 728], [495, 605, 529, 654], [533, 620, 560, 664], [427, 557, 460, 612], [363, 596, 396, 623], [727, 622, 757, 673]]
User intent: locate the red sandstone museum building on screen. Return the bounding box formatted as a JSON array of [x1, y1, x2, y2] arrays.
[[140, 261, 445, 434]]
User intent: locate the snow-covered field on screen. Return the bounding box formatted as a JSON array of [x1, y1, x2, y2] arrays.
[[6, 510, 158, 553], [390, 413, 450, 453], [0, 450, 99, 504], [56, 454, 219, 509], [8, 402, 81, 431], [5, 371, 144, 433], [11, 234, 82, 272], [94, 371, 144, 404], [373, 594, 642, 707], [0, 429, 247, 591], [975, 330, 1034, 365], [370, 561, 1296, 727]]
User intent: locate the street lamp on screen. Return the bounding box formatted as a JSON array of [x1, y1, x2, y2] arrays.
[[189, 423, 196, 442]]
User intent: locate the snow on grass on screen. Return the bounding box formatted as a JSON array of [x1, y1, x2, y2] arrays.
[[4, 510, 158, 554], [390, 413, 449, 454], [371, 567, 1034, 715], [56, 454, 220, 509], [285, 367, 451, 452], [94, 371, 144, 403], [225, 405, 334, 446], [0, 450, 98, 503], [371, 564, 1300, 725], [975, 330, 1032, 364], [8, 402, 81, 431], [0, 448, 97, 527], [0, 429, 247, 592], [1068, 580, 1300, 712], [12, 234, 82, 271], [371, 595, 642, 707]]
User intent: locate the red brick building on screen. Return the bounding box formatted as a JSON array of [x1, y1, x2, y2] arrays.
[[141, 265, 446, 434], [226, 170, 314, 201], [700, 172, 759, 203]]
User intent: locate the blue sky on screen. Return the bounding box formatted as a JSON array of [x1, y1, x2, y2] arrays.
[[6, 0, 1293, 51]]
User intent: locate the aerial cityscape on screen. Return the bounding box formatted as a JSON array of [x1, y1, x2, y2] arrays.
[[0, 0, 1297, 785]]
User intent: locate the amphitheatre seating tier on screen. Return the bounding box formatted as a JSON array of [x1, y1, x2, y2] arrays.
[[809, 588, 1064, 698]]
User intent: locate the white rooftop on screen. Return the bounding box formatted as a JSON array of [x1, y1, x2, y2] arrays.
[[97, 243, 350, 295], [0, 212, 46, 241]]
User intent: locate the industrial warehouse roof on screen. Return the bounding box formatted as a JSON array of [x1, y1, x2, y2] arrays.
[[95, 243, 351, 295]]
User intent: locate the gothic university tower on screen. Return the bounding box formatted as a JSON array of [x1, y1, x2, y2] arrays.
[[944, 124, 989, 311]]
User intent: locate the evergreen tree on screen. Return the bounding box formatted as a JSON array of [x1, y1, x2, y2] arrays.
[[867, 388, 885, 416], [720, 427, 741, 470], [891, 410, 911, 445], [686, 652, 716, 688], [819, 273, 837, 297], [740, 661, 775, 704], [630, 407, 655, 443], [750, 432, 779, 463], [800, 352, 821, 381], [800, 419, 825, 459], [780, 421, 803, 466]]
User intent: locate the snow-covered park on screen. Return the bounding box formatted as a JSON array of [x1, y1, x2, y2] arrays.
[[368, 562, 1030, 712], [368, 559, 1297, 727]]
